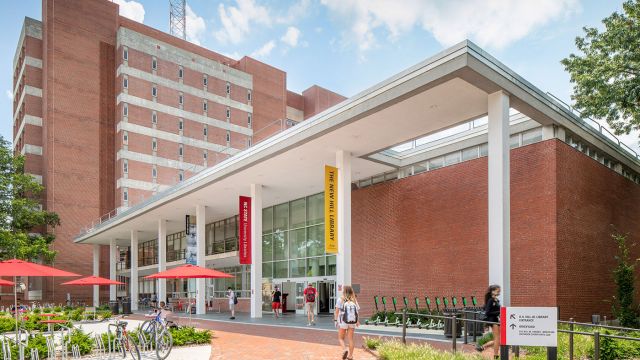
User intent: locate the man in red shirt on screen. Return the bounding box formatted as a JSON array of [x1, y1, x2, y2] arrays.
[[303, 283, 317, 326]]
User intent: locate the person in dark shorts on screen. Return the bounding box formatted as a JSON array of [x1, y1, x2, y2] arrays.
[[271, 286, 282, 318], [476, 284, 501, 358]]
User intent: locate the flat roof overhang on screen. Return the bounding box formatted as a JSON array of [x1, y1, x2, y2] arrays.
[[75, 40, 640, 246]]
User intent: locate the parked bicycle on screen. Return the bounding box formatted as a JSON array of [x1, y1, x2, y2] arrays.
[[140, 306, 173, 360], [109, 316, 141, 360]]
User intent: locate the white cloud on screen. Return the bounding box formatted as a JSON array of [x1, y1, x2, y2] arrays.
[[185, 4, 206, 45], [320, 0, 579, 53], [251, 40, 276, 58], [214, 0, 272, 44], [5, 90, 12, 100], [112, 0, 145, 23], [281, 27, 301, 47], [277, 0, 311, 24]]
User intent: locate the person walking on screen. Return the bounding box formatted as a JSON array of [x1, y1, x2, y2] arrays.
[[334, 285, 360, 360], [271, 286, 282, 318], [226, 287, 236, 320], [475, 284, 501, 359], [303, 283, 317, 326]]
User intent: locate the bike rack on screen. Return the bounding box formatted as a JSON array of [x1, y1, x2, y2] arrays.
[[0, 335, 12, 360], [94, 333, 106, 359], [46, 336, 55, 360], [30, 348, 40, 360], [71, 344, 81, 359]]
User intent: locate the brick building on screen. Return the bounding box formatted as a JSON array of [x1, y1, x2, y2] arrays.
[[11, 0, 344, 303]]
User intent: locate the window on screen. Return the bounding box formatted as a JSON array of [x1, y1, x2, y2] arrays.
[[178, 171, 184, 182], [152, 57, 157, 70], [226, 108, 231, 119], [152, 138, 157, 151], [151, 112, 157, 124], [123, 76, 128, 89], [203, 125, 208, 136], [152, 85, 157, 97], [247, 90, 252, 102], [428, 157, 444, 170], [522, 128, 543, 146], [123, 47, 128, 61], [248, 114, 252, 128], [178, 66, 183, 79], [179, 144, 183, 156], [203, 75, 208, 86], [178, 93, 184, 105], [226, 131, 231, 143], [123, 159, 128, 174], [123, 189, 128, 202], [461, 147, 478, 161], [203, 150, 208, 160], [226, 82, 231, 95], [123, 131, 128, 145], [444, 152, 461, 166], [203, 100, 208, 112], [123, 103, 128, 117], [152, 166, 157, 179], [178, 119, 183, 131]]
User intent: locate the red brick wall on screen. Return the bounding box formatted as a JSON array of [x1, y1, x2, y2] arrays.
[[302, 85, 346, 119], [352, 140, 558, 316], [556, 141, 640, 321]]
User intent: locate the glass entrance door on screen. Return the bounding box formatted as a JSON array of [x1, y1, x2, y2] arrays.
[[295, 282, 305, 315]]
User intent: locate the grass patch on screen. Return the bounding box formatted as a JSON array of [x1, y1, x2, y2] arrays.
[[377, 341, 483, 360], [364, 336, 382, 350]]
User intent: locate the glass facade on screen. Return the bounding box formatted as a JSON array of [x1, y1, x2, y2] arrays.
[[206, 216, 238, 255], [138, 239, 158, 266], [211, 265, 251, 298], [262, 193, 336, 280]]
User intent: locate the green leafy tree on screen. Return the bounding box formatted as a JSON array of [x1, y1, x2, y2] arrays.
[[611, 232, 639, 328], [0, 136, 59, 262], [561, 0, 640, 135]]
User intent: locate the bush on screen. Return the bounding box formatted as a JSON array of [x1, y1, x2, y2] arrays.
[[70, 308, 84, 321], [97, 310, 112, 320], [26, 334, 49, 359], [611, 232, 639, 328], [53, 306, 62, 312], [363, 337, 382, 350], [32, 308, 41, 314], [64, 329, 94, 355], [0, 317, 16, 333], [377, 341, 482, 359], [169, 327, 211, 346], [42, 307, 52, 313]]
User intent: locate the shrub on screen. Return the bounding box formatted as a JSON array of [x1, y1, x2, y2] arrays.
[[377, 341, 482, 359], [363, 337, 382, 350], [70, 308, 84, 321], [0, 312, 7, 317], [42, 307, 52, 313], [0, 317, 16, 333], [26, 334, 49, 359], [64, 329, 94, 355], [611, 232, 639, 328], [53, 306, 62, 312], [97, 310, 112, 320], [169, 327, 211, 346], [32, 308, 41, 314]]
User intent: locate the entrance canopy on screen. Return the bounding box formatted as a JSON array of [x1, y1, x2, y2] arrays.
[[74, 40, 640, 246]]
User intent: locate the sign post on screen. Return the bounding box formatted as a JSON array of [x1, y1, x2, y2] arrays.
[[501, 307, 557, 347]]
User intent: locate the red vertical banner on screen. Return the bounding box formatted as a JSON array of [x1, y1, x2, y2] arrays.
[[500, 306, 507, 345], [239, 196, 252, 264]]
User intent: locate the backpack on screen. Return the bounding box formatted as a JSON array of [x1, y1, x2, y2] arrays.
[[305, 289, 316, 303], [234, 292, 239, 305], [341, 299, 359, 324]]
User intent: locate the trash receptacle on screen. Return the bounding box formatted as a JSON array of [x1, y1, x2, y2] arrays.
[[122, 299, 131, 315], [444, 313, 462, 338], [109, 301, 119, 315], [465, 311, 484, 336]]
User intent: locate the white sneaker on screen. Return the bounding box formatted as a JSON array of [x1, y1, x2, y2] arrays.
[[307, 322, 311, 326]]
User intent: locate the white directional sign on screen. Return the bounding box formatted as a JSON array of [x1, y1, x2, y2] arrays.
[[500, 307, 557, 347]]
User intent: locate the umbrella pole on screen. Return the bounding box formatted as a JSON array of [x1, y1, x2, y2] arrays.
[[14, 276, 18, 339]]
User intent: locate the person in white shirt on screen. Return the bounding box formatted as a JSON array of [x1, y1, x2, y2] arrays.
[[227, 287, 236, 320], [334, 286, 360, 360]]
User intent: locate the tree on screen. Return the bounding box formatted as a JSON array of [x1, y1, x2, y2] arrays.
[[610, 231, 639, 328], [0, 136, 59, 262], [561, 0, 640, 136]]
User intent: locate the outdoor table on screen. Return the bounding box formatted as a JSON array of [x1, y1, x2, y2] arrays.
[[40, 313, 55, 317], [39, 319, 67, 333]]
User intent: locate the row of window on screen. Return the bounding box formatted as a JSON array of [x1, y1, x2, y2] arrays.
[[122, 47, 252, 101], [122, 103, 252, 129]]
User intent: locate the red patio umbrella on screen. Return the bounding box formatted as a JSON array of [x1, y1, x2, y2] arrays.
[[0, 259, 79, 331], [144, 264, 233, 279], [0, 279, 14, 286], [61, 276, 124, 286]]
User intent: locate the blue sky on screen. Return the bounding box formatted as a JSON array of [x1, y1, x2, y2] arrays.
[[1, 0, 638, 151]]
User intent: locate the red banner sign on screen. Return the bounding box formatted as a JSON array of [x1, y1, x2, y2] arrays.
[[239, 196, 252, 264]]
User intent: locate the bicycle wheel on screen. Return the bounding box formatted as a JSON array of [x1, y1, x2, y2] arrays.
[[155, 328, 173, 360], [123, 334, 141, 360]]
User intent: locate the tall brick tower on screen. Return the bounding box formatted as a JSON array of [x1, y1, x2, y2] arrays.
[[11, 0, 345, 303]]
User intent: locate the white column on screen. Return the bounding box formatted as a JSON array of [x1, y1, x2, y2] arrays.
[[92, 245, 100, 307], [130, 230, 139, 311], [250, 184, 263, 318], [109, 239, 117, 302], [158, 219, 167, 304], [196, 205, 207, 314], [336, 150, 352, 295], [542, 125, 555, 140], [488, 91, 511, 306]]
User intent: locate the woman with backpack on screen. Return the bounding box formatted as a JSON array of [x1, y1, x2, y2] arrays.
[[334, 285, 360, 360]]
